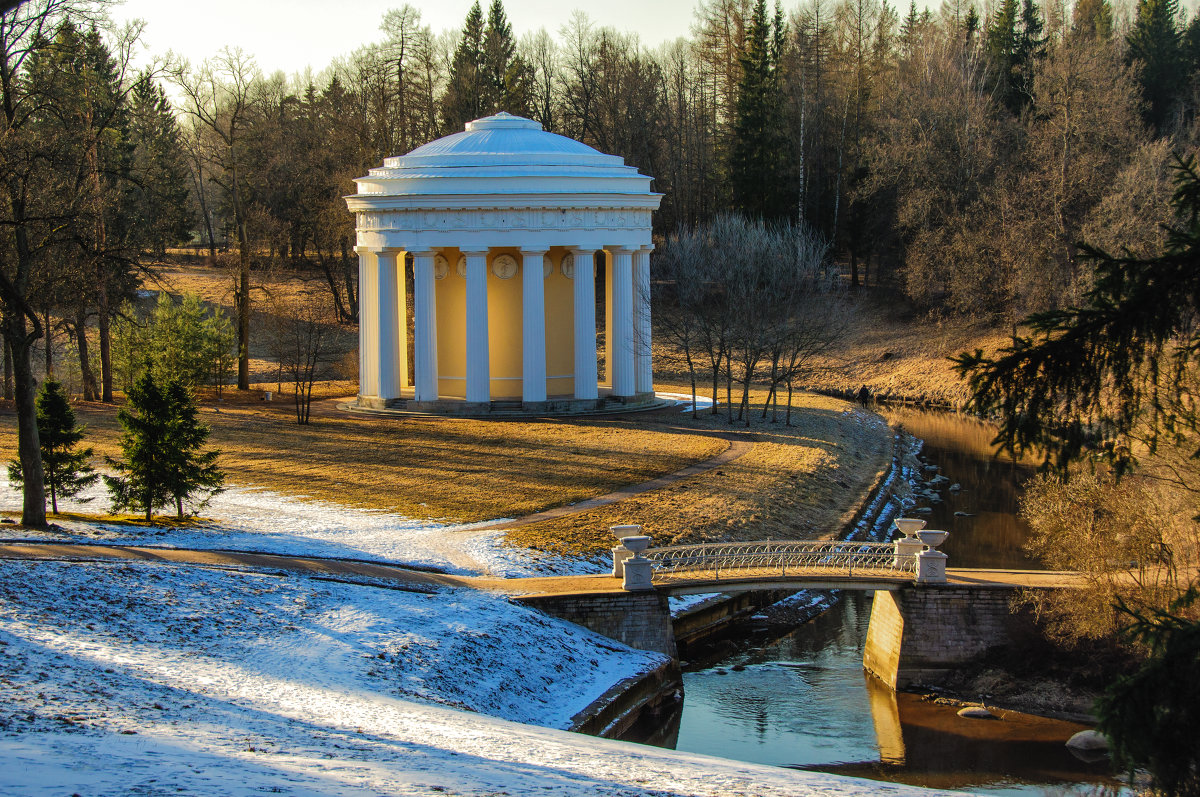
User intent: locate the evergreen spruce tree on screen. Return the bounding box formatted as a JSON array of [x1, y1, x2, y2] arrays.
[[1072, 0, 1114, 39], [442, 1, 487, 131], [965, 6, 981, 43], [128, 72, 193, 257], [986, 0, 1044, 113], [162, 379, 223, 519], [901, 0, 922, 56], [482, 0, 531, 115], [8, 379, 97, 514], [986, 0, 1021, 111], [1126, 0, 1184, 133], [731, 0, 788, 219], [105, 372, 223, 522], [1096, 592, 1200, 797]]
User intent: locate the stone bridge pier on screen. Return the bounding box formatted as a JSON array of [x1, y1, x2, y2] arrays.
[[863, 583, 1038, 689]]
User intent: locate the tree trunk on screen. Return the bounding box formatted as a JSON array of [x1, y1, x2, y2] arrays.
[[340, 238, 359, 323], [237, 254, 250, 390], [50, 482, 57, 514], [685, 346, 698, 420], [3, 336, 12, 400], [228, 138, 251, 391], [98, 281, 113, 402], [75, 310, 99, 402], [10, 328, 46, 528], [43, 306, 52, 379]]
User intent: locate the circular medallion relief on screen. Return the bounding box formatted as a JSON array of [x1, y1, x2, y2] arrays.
[[492, 253, 518, 279], [560, 252, 575, 279], [455, 255, 467, 278], [433, 254, 449, 280], [542, 254, 554, 279]]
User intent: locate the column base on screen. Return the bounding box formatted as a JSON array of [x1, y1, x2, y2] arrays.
[[358, 394, 403, 410]]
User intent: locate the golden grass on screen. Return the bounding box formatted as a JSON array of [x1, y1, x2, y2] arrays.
[[502, 386, 893, 556], [0, 390, 726, 524]]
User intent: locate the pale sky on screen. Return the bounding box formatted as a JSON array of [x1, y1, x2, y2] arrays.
[[110, 0, 703, 80]]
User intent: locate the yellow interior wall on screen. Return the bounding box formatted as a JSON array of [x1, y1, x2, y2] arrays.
[[435, 247, 467, 399], [544, 247, 575, 397], [428, 245, 593, 402], [488, 247, 524, 399]]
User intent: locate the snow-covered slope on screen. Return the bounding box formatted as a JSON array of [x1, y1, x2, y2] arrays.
[[0, 559, 939, 796]]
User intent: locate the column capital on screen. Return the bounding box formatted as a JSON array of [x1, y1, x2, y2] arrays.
[[569, 246, 597, 256], [607, 245, 637, 255], [519, 246, 550, 256], [638, 244, 656, 253], [356, 246, 406, 256], [460, 249, 490, 258]]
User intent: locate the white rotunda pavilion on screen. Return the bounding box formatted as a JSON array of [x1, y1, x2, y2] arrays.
[[345, 112, 663, 413]]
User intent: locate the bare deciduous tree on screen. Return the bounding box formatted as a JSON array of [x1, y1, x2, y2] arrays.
[[267, 291, 343, 425]]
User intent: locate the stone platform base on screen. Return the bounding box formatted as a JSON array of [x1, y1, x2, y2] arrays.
[[346, 391, 668, 418]]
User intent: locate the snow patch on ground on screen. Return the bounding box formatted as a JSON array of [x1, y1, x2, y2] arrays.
[[0, 473, 603, 578], [0, 559, 938, 796]]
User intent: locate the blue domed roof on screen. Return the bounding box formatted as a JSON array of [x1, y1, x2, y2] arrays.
[[353, 112, 655, 198], [397, 112, 617, 167]]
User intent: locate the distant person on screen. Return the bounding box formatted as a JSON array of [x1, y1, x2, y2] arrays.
[[857, 385, 871, 408]]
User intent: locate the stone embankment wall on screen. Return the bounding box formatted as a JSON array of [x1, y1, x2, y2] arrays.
[[567, 659, 680, 737], [863, 584, 1038, 688], [515, 591, 678, 659]]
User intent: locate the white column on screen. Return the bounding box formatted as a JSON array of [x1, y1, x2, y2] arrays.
[[355, 247, 377, 399], [634, 246, 653, 395], [611, 247, 635, 397], [521, 248, 548, 403], [412, 249, 439, 402], [464, 250, 490, 404], [572, 248, 598, 400], [375, 249, 402, 400]]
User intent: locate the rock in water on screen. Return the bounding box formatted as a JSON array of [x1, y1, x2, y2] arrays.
[[1066, 730, 1110, 751], [957, 706, 997, 719]]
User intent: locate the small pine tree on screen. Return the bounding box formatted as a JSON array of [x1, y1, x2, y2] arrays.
[[162, 379, 223, 519], [105, 372, 223, 522], [7, 379, 97, 513]]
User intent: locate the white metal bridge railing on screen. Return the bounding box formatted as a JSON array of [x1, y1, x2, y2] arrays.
[[641, 540, 918, 584]]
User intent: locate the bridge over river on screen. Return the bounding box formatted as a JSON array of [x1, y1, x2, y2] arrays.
[[496, 531, 1086, 691]]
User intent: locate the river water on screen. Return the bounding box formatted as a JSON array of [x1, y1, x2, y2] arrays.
[[629, 408, 1126, 795]]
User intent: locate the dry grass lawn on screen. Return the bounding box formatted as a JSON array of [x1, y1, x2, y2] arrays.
[[503, 386, 893, 556], [0, 384, 893, 553], [0, 388, 725, 524]]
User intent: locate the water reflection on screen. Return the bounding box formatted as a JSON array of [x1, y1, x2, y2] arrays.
[[670, 594, 1124, 794], [882, 407, 1040, 570]]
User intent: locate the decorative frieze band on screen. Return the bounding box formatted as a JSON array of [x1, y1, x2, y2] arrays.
[[355, 207, 653, 234]]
